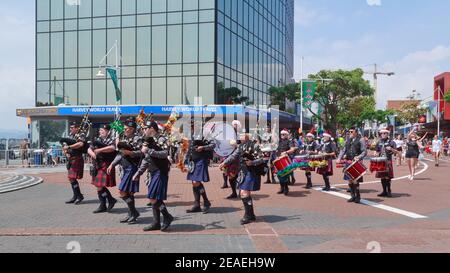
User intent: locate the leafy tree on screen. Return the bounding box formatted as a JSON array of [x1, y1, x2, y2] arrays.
[[445, 90, 450, 103], [337, 96, 376, 129], [397, 92, 427, 125], [306, 69, 375, 133]]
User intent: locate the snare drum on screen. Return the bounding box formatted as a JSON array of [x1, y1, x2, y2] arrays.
[[370, 157, 388, 173], [344, 161, 367, 181], [273, 155, 293, 177]]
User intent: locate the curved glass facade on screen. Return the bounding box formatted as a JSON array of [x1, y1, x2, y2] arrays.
[[36, 0, 294, 107]]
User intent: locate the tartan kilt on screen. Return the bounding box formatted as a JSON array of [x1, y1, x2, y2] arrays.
[[376, 160, 394, 179], [91, 161, 116, 188], [220, 157, 240, 178], [316, 159, 333, 176], [68, 155, 84, 180]]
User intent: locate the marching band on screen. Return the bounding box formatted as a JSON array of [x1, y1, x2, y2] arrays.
[[62, 109, 418, 230]]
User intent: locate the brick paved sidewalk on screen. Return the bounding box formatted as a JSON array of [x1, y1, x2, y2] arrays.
[[1, 159, 449, 253]]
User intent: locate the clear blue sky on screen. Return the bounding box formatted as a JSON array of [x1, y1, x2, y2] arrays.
[[1, 0, 449, 130]]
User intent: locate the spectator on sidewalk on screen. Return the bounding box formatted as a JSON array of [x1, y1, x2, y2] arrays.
[[19, 139, 30, 168]]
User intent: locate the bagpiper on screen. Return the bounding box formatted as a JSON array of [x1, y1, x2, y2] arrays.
[[375, 129, 397, 198], [220, 133, 266, 225], [337, 127, 367, 203], [87, 124, 118, 213], [62, 122, 87, 205], [186, 122, 215, 214], [133, 120, 174, 231], [108, 117, 143, 224]]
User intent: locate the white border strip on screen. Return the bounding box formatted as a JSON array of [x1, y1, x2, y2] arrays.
[[314, 188, 428, 219]]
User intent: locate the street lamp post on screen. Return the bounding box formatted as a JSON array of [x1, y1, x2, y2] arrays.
[[95, 40, 121, 133], [298, 57, 333, 136], [300, 56, 304, 134], [96, 40, 120, 77], [437, 86, 444, 138]]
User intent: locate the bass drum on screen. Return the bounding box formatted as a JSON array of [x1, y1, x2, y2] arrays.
[[203, 122, 237, 157]]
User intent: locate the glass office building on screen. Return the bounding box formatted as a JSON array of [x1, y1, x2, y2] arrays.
[[35, 0, 294, 107]]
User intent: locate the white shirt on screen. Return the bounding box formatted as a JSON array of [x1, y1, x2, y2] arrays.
[[432, 140, 442, 152], [394, 139, 404, 148]]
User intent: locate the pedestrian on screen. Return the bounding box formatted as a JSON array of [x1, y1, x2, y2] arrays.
[[394, 135, 405, 166], [405, 132, 425, 181], [432, 135, 443, 167]]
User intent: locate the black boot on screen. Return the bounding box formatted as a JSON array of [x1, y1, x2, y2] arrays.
[[66, 181, 78, 204], [144, 202, 161, 231], [127, 195, 140, 224], [72, 181, 84, 205], [221, 174, 229, 189], [322, 175, 331, 191], [264, 167, 272, 184], [199, 184, 211, 214], [240, 197, 256, 225], [347, 184, 356, 203], [305, 173, 313, 189], [291, 173, 296, 185], [160, 202, 174, 231], [284, 183, 290, 196], [386, 180, 392, 198], [186, 186, 202, 213], [104, 188, 117, 212], [277, 183, 285, 194], [227, 178, 238, 199], [120, 196, 132, 223], [378, 180, 388, 197], [354, 185, 361, 204], [93, 188, 107, 214]]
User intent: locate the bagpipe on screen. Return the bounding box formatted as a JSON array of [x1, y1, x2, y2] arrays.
[[241, 144, 267, 176], [60, 107, 92, 154], [117, 136, 138, 152]]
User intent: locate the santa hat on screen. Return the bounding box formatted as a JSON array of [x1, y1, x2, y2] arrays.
[[306, 133, 315, 138], [281, 129, 289, 135], [379, 128, 390, 134], [232, 120, 242, 128], [323, 133, 332, 138]]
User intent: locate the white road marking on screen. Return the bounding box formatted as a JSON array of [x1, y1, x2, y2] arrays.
[[313, 188, 428, 219], [314, 161, 430, 219]]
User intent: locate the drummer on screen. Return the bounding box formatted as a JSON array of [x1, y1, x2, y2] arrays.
[[337, 127, 367, 204], [301, 133, 319, 189], [275, 130, 298, 196], [316, 132, 337, 191], [375, 129, 397, 198]]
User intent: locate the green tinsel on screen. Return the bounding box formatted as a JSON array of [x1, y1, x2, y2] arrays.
[[277, 162, 310, 177], [110, 120, 124, 135]]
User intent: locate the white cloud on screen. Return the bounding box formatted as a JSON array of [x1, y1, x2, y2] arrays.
[[379, 45, 450, 104], [294, 34, 450, 109], [294, 1, 332, 27], [367, 0, 382, 6]]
